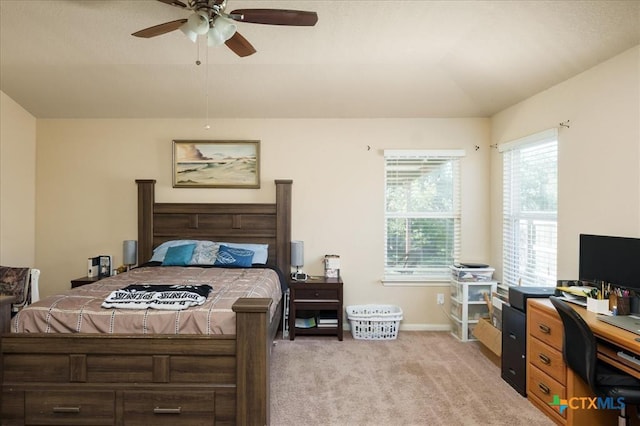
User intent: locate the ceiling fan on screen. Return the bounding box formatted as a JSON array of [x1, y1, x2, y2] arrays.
[[132, 0, 318, 57]]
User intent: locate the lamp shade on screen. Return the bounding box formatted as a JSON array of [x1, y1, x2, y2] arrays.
[[291, 240, 304, 268], [180, 11, 209, 42], [208, 18, 237, 47], [180, 24, 198, 43], [123, 240, 137, 266], [188, 11, 210, 35]]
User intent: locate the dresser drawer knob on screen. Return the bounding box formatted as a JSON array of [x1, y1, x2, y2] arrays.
[[315, 292, 320, 297], [53, 406, 81, 414], [539, 353, 551, 365], [154, 407, 182, 415], [538, 324, 551, 334], [538, 383, 551, 395]]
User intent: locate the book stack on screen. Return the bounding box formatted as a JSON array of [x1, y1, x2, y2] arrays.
[[294, 316, 316, 328], [317, 311, 338, 328]]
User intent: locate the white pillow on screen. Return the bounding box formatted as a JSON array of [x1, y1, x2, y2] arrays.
[[189, 241, 219, 265]]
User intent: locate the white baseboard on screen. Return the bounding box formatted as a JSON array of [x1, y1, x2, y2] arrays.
[[399, 323, 451, 331]]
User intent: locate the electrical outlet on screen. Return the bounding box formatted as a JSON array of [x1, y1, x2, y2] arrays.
[[437, 293, 445, 305]]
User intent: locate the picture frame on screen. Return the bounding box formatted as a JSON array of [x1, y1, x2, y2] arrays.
[[173, 140, 260, 188]]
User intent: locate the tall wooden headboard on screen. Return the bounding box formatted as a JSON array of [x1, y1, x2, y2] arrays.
[[135, 179, 293, 275]]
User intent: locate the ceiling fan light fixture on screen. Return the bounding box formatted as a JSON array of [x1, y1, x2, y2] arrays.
[[207, 28, 224, 47], [188, 11, 210, 35], [180, 23, 199, 43], [215, 17, 237, 41], [207, 18, 237, 47]]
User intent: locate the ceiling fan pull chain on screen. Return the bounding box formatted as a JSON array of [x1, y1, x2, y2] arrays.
[[204, 43, 210, 130], [195, 36, 201, 65]]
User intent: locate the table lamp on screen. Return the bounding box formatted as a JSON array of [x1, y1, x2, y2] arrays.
[[291, 240, 308, 281], [123, 240, 138, 271]]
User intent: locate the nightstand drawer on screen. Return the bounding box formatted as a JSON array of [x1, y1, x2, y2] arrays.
[[294, 288, 339, 300], [25, 390, 115, 425]]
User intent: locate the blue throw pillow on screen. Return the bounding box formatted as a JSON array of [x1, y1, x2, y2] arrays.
[[150, 239, 200, 262], [221, 242, 269, 264], [162, 244, 196, 266], [214, 245, 254, 267]]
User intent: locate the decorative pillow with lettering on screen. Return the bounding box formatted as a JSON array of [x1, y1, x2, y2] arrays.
[[214, 245, 254, 268]]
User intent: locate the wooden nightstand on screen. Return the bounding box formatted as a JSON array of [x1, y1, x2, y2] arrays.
[[288, 277, 343, 341], [70, 276, 101, 288]]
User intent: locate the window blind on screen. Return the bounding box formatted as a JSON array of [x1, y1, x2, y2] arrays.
[[501, 130, 558, 287], [384, 150, 464, 280]]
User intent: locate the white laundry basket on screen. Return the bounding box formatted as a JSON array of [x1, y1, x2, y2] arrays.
[[346, 304, 403, 340]]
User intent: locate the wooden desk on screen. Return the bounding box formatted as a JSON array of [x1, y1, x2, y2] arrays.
[[527, 298, 640, 425]]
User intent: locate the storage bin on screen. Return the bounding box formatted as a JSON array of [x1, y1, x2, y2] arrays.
[[467, 283, 494, 302], [450, 266, 495, 282], [346, 304, 403, 340], [450, 298, 462, 320], [450, 280, 461, 301], [467, 303, 490, 321], [451, 318, 477, 341]]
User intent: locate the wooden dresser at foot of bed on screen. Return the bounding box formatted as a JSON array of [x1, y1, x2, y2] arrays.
[[1, 335, 237, 425], [5, 388, 225, 425]]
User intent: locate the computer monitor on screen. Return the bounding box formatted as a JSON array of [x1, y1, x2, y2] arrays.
[[579, 234, 640, 290]]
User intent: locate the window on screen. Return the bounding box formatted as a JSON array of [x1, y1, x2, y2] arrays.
[[500, 129, 558, 287], [384, 150, 464, 281]]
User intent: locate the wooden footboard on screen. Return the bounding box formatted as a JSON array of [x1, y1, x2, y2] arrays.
[[1, 297, 277, 425]]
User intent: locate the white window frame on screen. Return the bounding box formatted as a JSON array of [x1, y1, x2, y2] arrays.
[[500, 129, 558, 287], [383, 149, 464, 284]]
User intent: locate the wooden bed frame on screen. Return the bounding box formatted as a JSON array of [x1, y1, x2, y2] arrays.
[[0, 179, 292, 426]]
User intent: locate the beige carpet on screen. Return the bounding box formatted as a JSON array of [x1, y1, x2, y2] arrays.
[[270, 331, 554, 426]]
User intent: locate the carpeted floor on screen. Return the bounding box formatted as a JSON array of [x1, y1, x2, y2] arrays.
[[270, 331, 555, 426]]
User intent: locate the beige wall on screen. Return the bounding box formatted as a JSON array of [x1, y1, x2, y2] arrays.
[[13, 44, 638, 329], [35, 118, 491, 328], [0, 91, 36, 267], [490, 45, 640, 283]]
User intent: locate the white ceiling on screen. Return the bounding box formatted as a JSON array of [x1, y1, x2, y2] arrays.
[[1, 0, 638, 119]]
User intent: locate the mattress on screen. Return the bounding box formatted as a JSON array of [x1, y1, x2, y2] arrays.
[[11, 265, 283, 335]]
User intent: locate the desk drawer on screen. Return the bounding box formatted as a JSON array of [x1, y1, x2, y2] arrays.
[[123, 390, 215, 425], [294, 288, 339, 300], [529, 336, 566, 385], [528, 365, 566, 419], [529, 306, 563, 350], [25, 390, 115, 425]]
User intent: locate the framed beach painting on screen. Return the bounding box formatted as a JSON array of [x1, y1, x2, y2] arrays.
[[173, 140, 260, 188]]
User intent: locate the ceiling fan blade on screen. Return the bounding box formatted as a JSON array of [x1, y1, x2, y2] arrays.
[[225, 32, 257, 57], [132, 19, 188, 38], [155, 0, 188, 8], [229, 9, 318, 26]]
